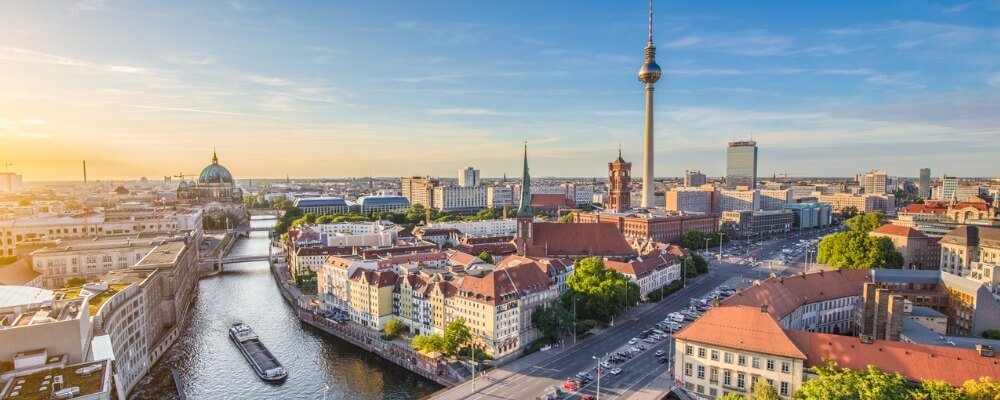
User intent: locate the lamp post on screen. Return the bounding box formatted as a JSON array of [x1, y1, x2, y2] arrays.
[[572, 295, 578, 344], [593, 353, 608, 400]]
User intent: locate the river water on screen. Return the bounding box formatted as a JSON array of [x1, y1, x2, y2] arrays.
[[130, 217, 440, 399]]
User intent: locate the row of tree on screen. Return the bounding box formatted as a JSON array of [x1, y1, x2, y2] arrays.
[[679, 229, 728, 251], [410, 319, 472, 356], [817, 213, 904, 269]]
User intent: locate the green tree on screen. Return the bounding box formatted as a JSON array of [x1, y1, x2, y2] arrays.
[[794, 360, 910, 400], [565, 257, 641, 322], [911, 380, 962, 400], [442, 318, 472, 355], [844, 213, 886, 233], [679, 229, 706, 250], [558, 212, 576, 223], [691, 252, 709, 274], [982, 329, 1000, 340], [383, 318, 405, 339], [682, 257, 698, 278], [531, 305, 575, 340], [960, 377, 1000, 400], [840, 206, 860, 219], [412, 334, 446, 354], [478, 251, 493, 264], [749, 380, 780, 400], [817, 231, 904, 269], [719, 394, 744, 400]]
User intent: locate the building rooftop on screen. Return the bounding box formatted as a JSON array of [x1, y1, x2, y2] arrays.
[[722, 269, 870, 320], [0, 286, 53, 309], [871, 224, 928, 239], [675, 305, 807, 359], [910, 305, 947, 318], [0, 259, 41, 287], [134, 240, 187, 269], [294, 197, 348, 207], [0, 359, 112, 400], [29, 234, 178, 255]]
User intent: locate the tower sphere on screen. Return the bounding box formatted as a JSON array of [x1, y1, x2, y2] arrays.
[[638, 57, 661, 84]]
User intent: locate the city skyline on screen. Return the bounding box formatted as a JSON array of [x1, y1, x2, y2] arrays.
[[2, 1, 999, 181]]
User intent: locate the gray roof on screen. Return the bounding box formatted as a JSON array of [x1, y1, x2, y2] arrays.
[[910, 305, 947, 318], [903, 319, 1000, 350], [0, 286, 54, 308], [871, 269, 941, 284]]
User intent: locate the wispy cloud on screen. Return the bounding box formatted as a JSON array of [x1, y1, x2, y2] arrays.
[[942, 2, 971, 14], [162, 52, 216, 65], [0, 118, 52, 139], [0, 46, 156, 76], [391, 74, 464, 84], [428, 108, 519, 116], [71, 0, 107, 12], [663, 31, 793, 56], [987, 73, 1000, 87], [127, 105, 253, 117], [393, 20, 490, 45], [243, 74, 292, 86]]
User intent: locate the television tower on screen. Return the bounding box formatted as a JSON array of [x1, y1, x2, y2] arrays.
[[638, 0, 661, 208]]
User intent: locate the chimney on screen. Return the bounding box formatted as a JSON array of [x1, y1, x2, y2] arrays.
[[976, 345, 996, 357], [712, 298, 720, 307], [819, 270, 824, 276], [760, 304, 768, 313], [859, 334, 874, 344]]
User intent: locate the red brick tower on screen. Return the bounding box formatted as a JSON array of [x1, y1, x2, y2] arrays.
[[607, 150, 632, 213]]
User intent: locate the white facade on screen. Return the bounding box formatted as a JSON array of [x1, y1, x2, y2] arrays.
[[760, 189, 792, 211], [29, 237, 169, 289], [458, 167, 480, 187], [0, 211, 194, 258], [939, 175, 959, 200], [860, 170, 888, 194], [720, 189, 760, 212], [487, 185, 515, 208], [666, 189, 714, 214], [0, 173, 23, 193], [428, 219, 516, 237], [432, 186, 488, 213], [778, 296, 860, 334]]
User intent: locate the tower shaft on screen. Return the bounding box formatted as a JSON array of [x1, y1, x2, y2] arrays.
[[641, 84, 655, 208]]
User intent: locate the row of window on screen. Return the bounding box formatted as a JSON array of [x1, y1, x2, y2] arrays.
[[686, 345, 791, 373]]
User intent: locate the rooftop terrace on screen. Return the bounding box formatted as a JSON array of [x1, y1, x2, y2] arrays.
[[0, 360, 110, 400]]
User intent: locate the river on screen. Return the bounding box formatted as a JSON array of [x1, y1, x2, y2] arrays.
[[130, 217, 440, 399]]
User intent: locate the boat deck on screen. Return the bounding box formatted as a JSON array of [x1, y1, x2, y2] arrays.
[[242, 340, 280, 372]]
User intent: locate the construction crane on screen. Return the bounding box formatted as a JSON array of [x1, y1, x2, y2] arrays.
[[174, 172, 195, 180], [2, 163, 11, 172]]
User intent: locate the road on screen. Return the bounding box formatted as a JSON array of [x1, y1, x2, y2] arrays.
[[433, 227, 841, 400]]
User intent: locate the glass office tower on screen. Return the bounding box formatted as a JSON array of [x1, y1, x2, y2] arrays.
[[726, 141, 758, 189]]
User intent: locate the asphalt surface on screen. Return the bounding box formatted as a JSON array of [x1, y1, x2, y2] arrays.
[[436, 227, 841, 400]]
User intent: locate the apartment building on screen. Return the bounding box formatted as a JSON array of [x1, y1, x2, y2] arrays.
[[347, 269, 398, 329], [759, 189, 792, 211], [719, 189, 759, 212], [939, 225, 1000, 277], [605, 247, 682, 299], [427, 219, 516, 237], [816, 193, 895, 214], [665, 187, 715, 214], [401, 177, 439, 208], [869, 225, 941, 270], [28, 235, 179, 289], [432, 186, 488, 214]]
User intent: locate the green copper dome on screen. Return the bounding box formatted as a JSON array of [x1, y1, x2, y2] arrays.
[[198, 151, 234, 184]]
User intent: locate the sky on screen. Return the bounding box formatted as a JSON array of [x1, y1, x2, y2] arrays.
[[1, 0, 998, 181]]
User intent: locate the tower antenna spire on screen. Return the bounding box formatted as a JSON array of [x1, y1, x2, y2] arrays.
[[648, 0, 654, 45]]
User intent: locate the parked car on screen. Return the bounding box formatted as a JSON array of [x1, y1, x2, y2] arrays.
[[563, 380, 578, 390], [655, 350, 665, 356], [628, 338, 638, 345], [610, 368, 622, 375]]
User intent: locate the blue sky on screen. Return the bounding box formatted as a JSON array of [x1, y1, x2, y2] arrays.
[[1, 0, 998, 180]]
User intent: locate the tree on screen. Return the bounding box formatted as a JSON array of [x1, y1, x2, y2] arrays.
[[442, 318, 472, 355], [719, 394, 744, 400], [412, 334, 446, 354], [565, 257, 641, 322], [558, 212, 576, 223], [531, 305, 575, 340], [844, 213, 886, 233], [17, 197, 31, 206], [911, 380, 962, 400], [750, 380, 780, 400], [679, 229, 706, 250], [840, 206, 859, 219], [983, 329, 1000, 340], [691, 253, 709, 274], [817, 231, 903, 269], [960, 377, 1000, 400], [794, 360, 910, 400], [383, 318, 405, 339], [478, 251, 493, 264], [682, 257, 698, 278]]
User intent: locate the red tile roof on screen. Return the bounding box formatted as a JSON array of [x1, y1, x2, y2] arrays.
[[458, 258, 551, 305], [447, 250, 482, 267], [675, 305, 807, 359], [721, 269, 870, 320], [787, 331, 1000, 387], [296, 246, 354, 257], [526, 222, 635, 258], [901, 203, 949, 215], [349, 269, 398, 288], [530, 193, 573, 207], [871, 224, 928, 238]]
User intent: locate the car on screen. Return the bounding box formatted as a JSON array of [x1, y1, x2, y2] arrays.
[[658, 357, 668, 363], [600, 361, 610, 369], [655, 350, 665, 356], [563, 380, 578, 390], [610, 368, 622, 375], [582, 396, 596, 400], [628, 338, 637, 345]]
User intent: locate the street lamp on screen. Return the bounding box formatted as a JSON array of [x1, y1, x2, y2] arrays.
[[593, 353, 608, 400]]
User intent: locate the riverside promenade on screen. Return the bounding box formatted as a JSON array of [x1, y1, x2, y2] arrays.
[[269, 257, 462, 387]]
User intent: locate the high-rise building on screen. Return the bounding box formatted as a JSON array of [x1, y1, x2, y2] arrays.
[[637, 0, 661, 208], [919, 168, 931, 199], [940, 175, 959, 200], [0, 172, 23, 193], [683, 170, 706, 187], [860, 170, 888, 194], [760, 189, 793, 210], [458, 167, 480, 187], [720, 188, 760, 212], [400, 176, 438, 207], [726, 141, 758, 189], [607, 150, 632, 212]]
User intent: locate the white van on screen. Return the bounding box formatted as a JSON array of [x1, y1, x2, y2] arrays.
[[668, 313, 685, 323]]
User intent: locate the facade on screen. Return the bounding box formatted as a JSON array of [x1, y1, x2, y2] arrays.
[[28, 235, 178, 289], [860, 170, 888, 194], [606, 151, 632, 213], [720, 210, 794, 240], [946, 195, 996, 223], [919, 168, 931, 199], [356, 195, 410, 214], [294, 197, 350, 215], [815, 193, 895, 214], [683, 170, 707, 187], [725, 141, 758, 190], [783, 202, 832, 230], [432, 186, 488, 214], [862, 269, 1000, 337], [174, 152, 245, 224], [346, 269, 398, 329], [0, 172, 23, 193], [939, 175, 959, 200], [759, 189, 792, 211], [400, 176, 439, 207], [486, 185, 515, 209], [458, 167, 480, 187], [869, 225, 941, 270], [939, 225, 1000, 277], [427, 219, 516, 237], [0, 287, 90, 366], [719, 189, 759, 212], [576, 211, 720, 244], [605, 246, 682, 299], [291, 246, 348, 279], [666, 187, 715, 214]]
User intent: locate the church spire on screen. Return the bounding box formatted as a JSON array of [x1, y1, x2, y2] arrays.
[[212, 148, 218, 164], [516, 142, 533, 217]]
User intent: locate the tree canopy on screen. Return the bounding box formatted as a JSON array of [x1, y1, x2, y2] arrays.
[[679, 229, 726, 250], [383, 318, 405, 339], [531, 305, 576, 340], [817, 212, 903, 269], [478, 251, 493, 264], [564, 257, 641, 323], [411, 318, 472, 356], [794, 361, 1000, 400], [844, 213, 887, 233]]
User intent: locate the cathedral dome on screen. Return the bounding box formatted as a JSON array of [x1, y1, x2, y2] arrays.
[[198, 151, 234, 184]]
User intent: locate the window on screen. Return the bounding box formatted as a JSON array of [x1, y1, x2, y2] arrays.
[[752, 357, 760, 369], [738, 355, 747, 366], [780, 382, 789, 396], [710, 388, 717, 397], [697, 366, 705, 379], [724, 352, 733, 363], [684, 363, 692, 377], [698, 347, 706, 358], [766, 359, 775, 371], [781, 361, 790, 373], [711, 350, 719, 361], [710, 367, 718, 382], [723, 370, 732, 386], [685, 345, 693, 355], [737, 373, 745, 389]]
